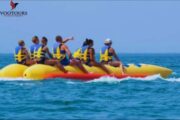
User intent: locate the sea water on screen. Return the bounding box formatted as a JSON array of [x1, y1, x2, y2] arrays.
[[0, 53, 180, 119]]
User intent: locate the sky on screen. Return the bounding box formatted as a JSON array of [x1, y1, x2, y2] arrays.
[[0, 0, 180, 53]]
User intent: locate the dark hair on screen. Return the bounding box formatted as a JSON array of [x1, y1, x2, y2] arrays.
[[56, 35, 63, 42], [87, 39, 93, 45], [42, 37, 48, 42], [83, 38, 93, 46], [32, 36, 38, 40], [18, 40, 25, 46], [82, 38, 89, 46], [32, 36, 39, 43]]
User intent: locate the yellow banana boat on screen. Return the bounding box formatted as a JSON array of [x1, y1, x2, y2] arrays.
[[0, 63, 172, 80]]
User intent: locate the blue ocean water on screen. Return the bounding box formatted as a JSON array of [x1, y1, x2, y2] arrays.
[[0, 53, 180, 119]]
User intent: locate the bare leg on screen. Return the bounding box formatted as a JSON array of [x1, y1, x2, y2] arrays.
[[91, 61, 110, 74], [25, 60, 36, 66], [120, 64, 126, 75], [108, 61, 120, 67], [45, 59, 68, 73], [70, 59, 88, 73]]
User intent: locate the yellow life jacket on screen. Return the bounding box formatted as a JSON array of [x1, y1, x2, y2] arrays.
[[100, 45, 113, 62], [73, 46, 89, 62], [33, 45, 46, 61], [30, 44, 40, 60], [73, 48, 82, 59], [30, 53, 34, 60], [81, 47, 89, 62], [52, 42, 66, 61], [14, 46, 26, 63]]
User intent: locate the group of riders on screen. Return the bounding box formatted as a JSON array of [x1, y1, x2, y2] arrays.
[[14, 36, 125, 74]]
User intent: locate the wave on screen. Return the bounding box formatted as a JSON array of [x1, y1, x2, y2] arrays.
[[165, 77, 180, 82], [87, 74, 180, 83], [0, 77, 31, 81], [86, 74, 162, 83]]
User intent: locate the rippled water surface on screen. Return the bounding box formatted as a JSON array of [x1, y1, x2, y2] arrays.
[[0, 54, 180, 119]]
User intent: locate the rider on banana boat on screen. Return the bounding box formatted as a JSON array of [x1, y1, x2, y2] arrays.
[[73, 39, 110, 74], [33, 37, 67, 73], [73, 38, 89, 60], [100, 38, 125, 74], [30, 36, 41, 60], [53, 35, 88, 73], [14, 40, 35, 66]]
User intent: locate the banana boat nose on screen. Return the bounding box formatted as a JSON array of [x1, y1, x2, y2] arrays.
[[125, 64, 172, 78], [140, 64, 172, 78], [159, 67, 172, 78]]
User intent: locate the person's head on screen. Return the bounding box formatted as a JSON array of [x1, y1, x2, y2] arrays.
[[104, 38, 112, 46], [41, 37, 48, 45], [87, 39, 94, 47], [56, 35, 63, 43], [32, 36, 39, 44], [18, 40, 25, 47]]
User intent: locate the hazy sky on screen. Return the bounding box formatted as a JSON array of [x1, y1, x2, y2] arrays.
[[0, 0, 180, 53]]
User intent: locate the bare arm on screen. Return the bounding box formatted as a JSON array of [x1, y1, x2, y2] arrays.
[[89, 48, 95, 62], [110, 48, 120, 61], [44, 47, 53, 59], [113, 51, 120, 61], [63, 37, 74, 44], [62, 45, 72, 59], [23, 48, 30, 59]]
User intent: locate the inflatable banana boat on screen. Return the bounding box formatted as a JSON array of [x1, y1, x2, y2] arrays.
[[0, 63, 172, 81]]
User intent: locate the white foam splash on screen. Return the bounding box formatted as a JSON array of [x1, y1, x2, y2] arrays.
[[132, 74, 162, 81], [86, 74, 164, 83], [0, 77, 31, 81], [66, 81, 77, 84], [86, 74, 180, 83], [165, 77, 180, 82], [86, 76, 127, 83]]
